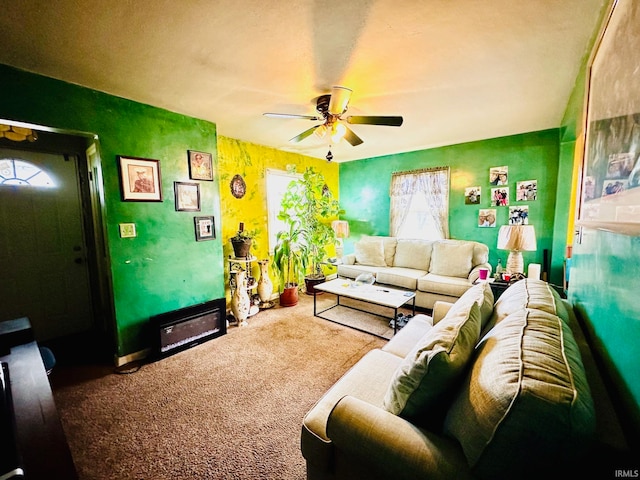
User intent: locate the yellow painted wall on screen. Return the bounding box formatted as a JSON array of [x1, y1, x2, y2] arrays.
[[217, 136, 340, 301]]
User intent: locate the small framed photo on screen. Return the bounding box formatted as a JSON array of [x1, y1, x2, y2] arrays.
[[516, 180, 537, 201], [489, 166, 508, 186], [478, 209, 496, 227], [174, 182, 201, 211], [602, 179, 628, 197], [194, 216, 215, 241], [465, 186, 481, 204], [509, 206, 529, 225], [491, 187, 509, 206], [188, 150, 213, 181], [117, 156, 162, 202]]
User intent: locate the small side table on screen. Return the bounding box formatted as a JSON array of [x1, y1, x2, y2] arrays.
[[488, 280, 510, 299], [474, 278, 510, 300]]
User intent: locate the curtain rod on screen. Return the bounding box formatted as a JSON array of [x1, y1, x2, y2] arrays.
[[391, 166, 449, 176]]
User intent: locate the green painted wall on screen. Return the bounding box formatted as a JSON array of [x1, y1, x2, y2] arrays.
[[570, 230, 640, 438], [558, 5, 640, 439], [339, 130, 564, 284], [0, 64, 224, 357]]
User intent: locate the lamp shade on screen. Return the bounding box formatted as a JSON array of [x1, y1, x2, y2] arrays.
[[497, 225, 537, 274], [497, 225, 537, 252], [331, 220, 350, 238]]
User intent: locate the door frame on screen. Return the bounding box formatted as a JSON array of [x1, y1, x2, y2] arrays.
[[0, 120, 115, 353]]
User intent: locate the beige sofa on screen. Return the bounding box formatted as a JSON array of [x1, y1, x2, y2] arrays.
[[301, 279, 627, 479], [337, 236, 492, 309]]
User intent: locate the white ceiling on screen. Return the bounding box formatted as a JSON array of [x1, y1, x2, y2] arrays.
[[0, 0, 607, 162]]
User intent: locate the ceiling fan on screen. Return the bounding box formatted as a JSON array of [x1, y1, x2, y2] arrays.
[[263, 86, 403, 151]]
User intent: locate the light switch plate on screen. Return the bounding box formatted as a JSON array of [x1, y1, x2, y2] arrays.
[[119, 223, 137, 238]]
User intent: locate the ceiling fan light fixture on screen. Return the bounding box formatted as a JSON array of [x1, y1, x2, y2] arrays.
[[0, 124, 38, 142], [328, 86, 352, 115], [330, 122, 347, 143], [314, 124, 328, 139]]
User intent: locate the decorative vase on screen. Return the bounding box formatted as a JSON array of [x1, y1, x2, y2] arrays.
[[257, 259, 273, 305], [230, 270, 251, 326]]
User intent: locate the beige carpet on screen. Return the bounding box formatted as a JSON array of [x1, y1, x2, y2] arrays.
[[50, 294, 394, 480]]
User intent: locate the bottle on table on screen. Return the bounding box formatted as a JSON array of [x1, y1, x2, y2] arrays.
[[495, 259, 503, 279]]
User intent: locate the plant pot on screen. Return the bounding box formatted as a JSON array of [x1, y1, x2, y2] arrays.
[[305, 275, 326, 295], [231, 238, 252, 258], [279, 284, 299, 307]]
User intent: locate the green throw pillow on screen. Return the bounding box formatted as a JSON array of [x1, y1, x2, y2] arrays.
[[383, 301, 482, 423]]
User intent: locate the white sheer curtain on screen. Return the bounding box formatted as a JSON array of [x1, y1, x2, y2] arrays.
[[389, 167, 449, 240]]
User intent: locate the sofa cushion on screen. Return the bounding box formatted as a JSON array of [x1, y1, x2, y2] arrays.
[[382, 285, 488, 423], [367, 236, 398, 266], [429, 242, 474, 278], [301, 349, 403, 468], [393, 239, 433, 271], [376, 267, 428, 290], [418, 273, 473, 298], [354, 237, 386, 267], [489, 278, 570, 328], [443, 291, 596, 479], [382, 314, 434, 358], [336, 263, 381, 280]]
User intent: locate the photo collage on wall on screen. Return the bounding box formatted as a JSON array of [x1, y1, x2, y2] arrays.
[[466, 165, 537, 227]]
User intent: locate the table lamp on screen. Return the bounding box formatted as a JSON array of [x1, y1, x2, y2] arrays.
[[497, 225, 537, 274], [331, 220, 350, 257]]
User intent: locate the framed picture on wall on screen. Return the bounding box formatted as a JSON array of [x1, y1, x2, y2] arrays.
[[489, 166, 508, 185], [516, 180, 537, 201], [578, 0, 640, 233], [174, 182, 201, 211], [188, 150, 214, 181], [509, 206, 529, 225], [491, 187, 509, 206], [194, 216, 215, 241], [117, 156, 163, 202], [478, 209, 496, 227], [465, 186, 481, 204]]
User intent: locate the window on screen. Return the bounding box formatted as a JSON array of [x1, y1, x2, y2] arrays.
[[389, 167, 449, 240], [0, 158, 55, 186], [266, 168, 302, 252]]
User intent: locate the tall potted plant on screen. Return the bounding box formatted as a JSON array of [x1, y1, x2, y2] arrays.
[[277, 167, 342, 294], [272, 220, 307, 306]]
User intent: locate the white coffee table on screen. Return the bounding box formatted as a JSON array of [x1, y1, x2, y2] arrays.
[[313, 278, 416, 337]]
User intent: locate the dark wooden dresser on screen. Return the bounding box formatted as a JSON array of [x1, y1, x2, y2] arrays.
[[1, 318, 77, 479]]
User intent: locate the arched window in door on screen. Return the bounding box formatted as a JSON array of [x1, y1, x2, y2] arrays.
[[0, 158, 55, 186]]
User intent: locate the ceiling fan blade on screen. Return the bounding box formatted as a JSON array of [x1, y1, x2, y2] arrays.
[[346, 115, 404, 127], [264, 113, 321, 121], [343, 125, 363, 146], [289, 125, 321, 143], [328, 86, 352, 115]]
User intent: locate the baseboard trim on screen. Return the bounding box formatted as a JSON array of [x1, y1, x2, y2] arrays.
[[114, 348, 151, 367]]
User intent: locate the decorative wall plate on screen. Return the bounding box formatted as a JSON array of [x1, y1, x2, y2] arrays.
[[230, 174, 246, 199]]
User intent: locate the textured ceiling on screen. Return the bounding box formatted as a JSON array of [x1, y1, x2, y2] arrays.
[[0, 0, 607, 162]]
